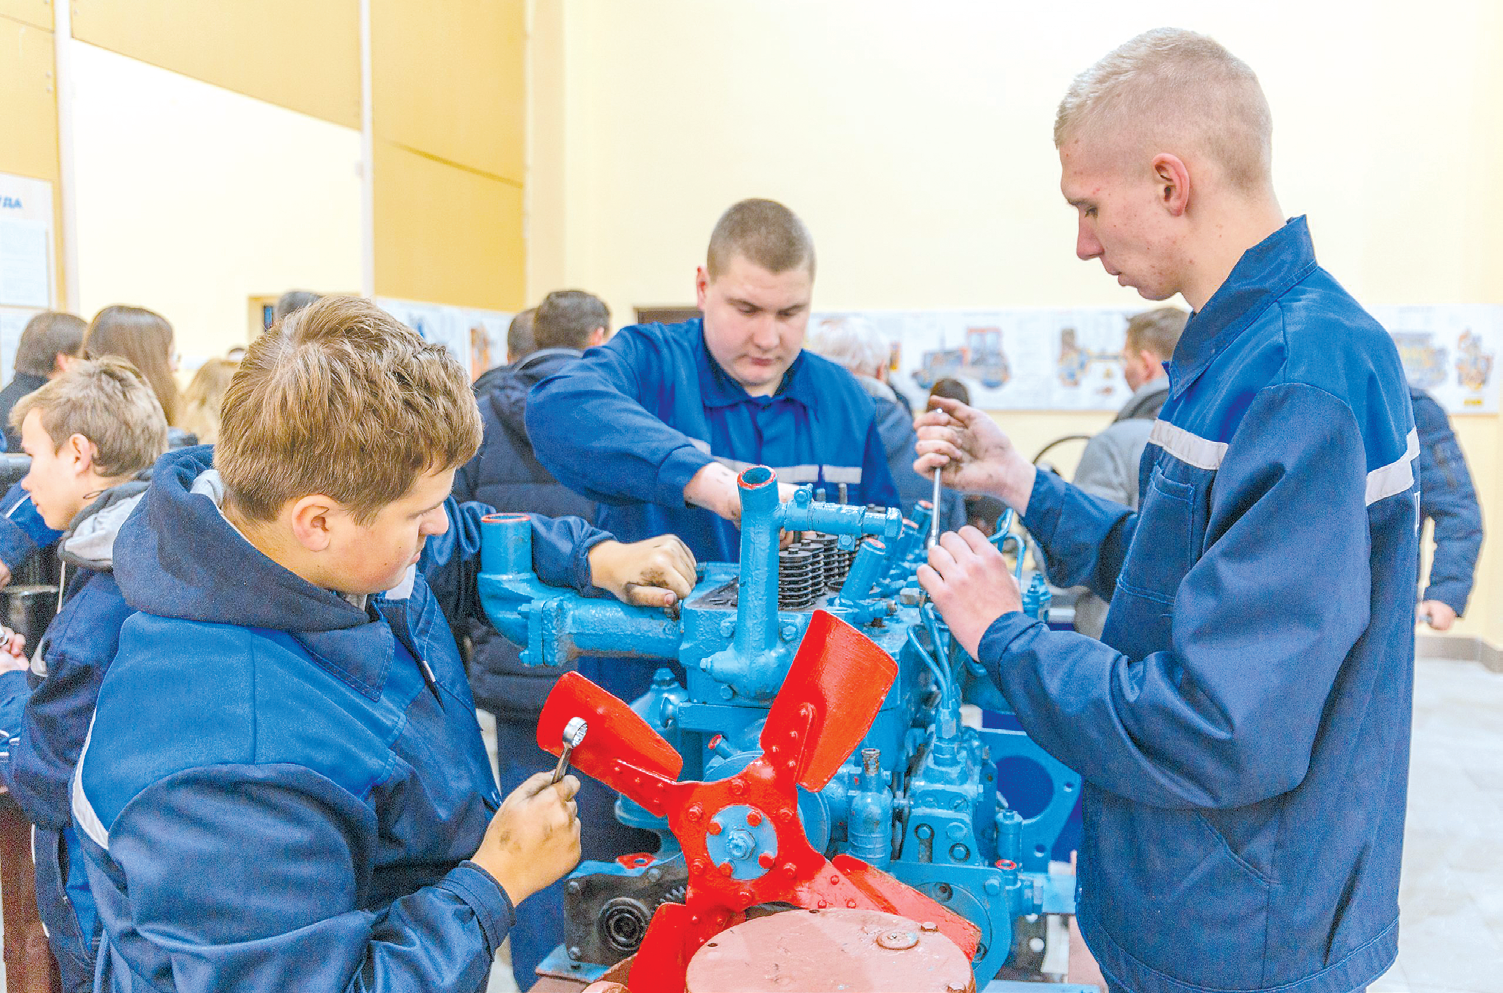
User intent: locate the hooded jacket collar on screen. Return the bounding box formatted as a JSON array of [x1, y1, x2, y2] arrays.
[[1168, 216, 1318, 399], [483, 348, 585, 434], [113, 446, 399, 698], [58, 475, 151, 572]]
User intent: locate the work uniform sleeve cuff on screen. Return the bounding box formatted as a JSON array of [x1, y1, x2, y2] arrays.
[[1421, 583, 1469, 618], [656, 444, 715, 507], [977, 611, 1044, 675], [572, 528, 619, 597], [1019, 470, 1068, 547], [442, 861, 517, 958]]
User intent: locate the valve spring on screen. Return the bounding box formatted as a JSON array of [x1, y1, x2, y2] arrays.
[[778, 546, 820, 610], [803, 533, 840, 590]]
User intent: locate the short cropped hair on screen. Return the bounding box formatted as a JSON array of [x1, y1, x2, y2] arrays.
[[1124, 307, 1189, 360], [1054, 28, 1273, 192], [274, 290, 321, 323], [706, 198, 816, 280], [15, 312, 86, 377], [10, 357, 167, 478], [806, 317, 889, 378], [216, 296, 483, 524], [534, 291, 610, 351], [507, 307, 536, 360], [930, 378, 971, 406], [82, 306, 180, 426]]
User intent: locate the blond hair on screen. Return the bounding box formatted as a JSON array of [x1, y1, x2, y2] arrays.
[[82, 305, 180, 426], [10, 357, 168, 478], [1054, 28, 1273, 192], [1125, 307, 1190, 360], [215, 296, 482, 524], [178, 357, 241, 445]]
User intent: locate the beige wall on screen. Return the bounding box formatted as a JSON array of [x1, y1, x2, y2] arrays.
[[372, 0, 527, 310], [528, 0, 1503, 643], [69, 41, 363, 366], [1, 4, 65, 304]]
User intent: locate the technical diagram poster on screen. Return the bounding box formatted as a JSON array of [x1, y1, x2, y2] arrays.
[[376, 297, 513, 382], [812, 308, 1138, 412], [1369, 304, 1501, 414], [815, 305, 1502, 414], [0, 174, 55, 309]]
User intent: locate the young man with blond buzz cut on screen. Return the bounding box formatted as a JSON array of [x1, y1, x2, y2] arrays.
[[916, 29, 1415, 993], [0, 357, 168, 992], [72, 297, 697, 993]]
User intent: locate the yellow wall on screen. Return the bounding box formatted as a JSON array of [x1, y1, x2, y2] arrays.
[[68, 42, 363, 366], [0, 7, 64, 305], [69, 0, 360, 127], [371, 1, 527, 310], [530, 0, 1503, 644]]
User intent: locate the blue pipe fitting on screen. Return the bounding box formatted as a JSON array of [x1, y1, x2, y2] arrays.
[[1021, 573, 1052, 623], [477, 513, 685, 668], [837, 538, 887, 602]]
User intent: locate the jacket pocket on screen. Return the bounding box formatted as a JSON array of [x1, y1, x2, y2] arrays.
[[1116, 466, 1197, 605]]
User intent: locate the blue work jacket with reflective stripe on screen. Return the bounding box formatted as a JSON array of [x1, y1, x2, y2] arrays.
[[980, 218, 1417, 993], [527, 318, 899, 561]]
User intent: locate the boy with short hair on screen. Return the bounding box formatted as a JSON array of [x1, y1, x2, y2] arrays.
[[0, 357, 168, 991], [73, 296, 695, 992]]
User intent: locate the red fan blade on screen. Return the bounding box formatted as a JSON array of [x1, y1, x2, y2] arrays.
[[829, 854, 982, 959], [761, 610, 897, 791], [624, 902, 694, 993], [537, 672, 683, 815]]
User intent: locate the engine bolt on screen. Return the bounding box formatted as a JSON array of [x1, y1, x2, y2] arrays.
[[758, 853, 776, 869], [746, 811, 763, 826], [707, 822, 723, 835]]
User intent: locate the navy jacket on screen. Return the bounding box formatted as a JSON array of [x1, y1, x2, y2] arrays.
[[527, 319, 899, 559], [457, 349, 597, 523], [0, 478, 146, 991], [1410, 387, 1482, 615], [0, 480, 63, 571], [73, 446, 610, 992], [456, 349, 599, 716], [979, 219, 1416, 993]]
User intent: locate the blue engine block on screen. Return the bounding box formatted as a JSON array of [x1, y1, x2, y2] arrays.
[[478, 472, 1081, 986]]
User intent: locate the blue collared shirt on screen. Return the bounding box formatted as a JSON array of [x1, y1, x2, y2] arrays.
[[527, 319, 899, 561]]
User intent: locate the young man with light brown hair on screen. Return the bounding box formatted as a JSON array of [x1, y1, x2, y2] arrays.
[[0, 357, 167, 992], [917, 27, 1416, 993], [72, 296, 696, 993]]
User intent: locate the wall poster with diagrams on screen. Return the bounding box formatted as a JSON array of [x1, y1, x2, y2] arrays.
[[0, 173, 57, 383], [812, 304, 1501, 415], [376, 297, 514, 383]]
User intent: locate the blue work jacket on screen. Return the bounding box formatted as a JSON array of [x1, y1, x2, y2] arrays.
[[526, 318, 899, 561], [0, 480, 63, 570], [0, 478, 147, 991], [980, 219, 1417, 993], [73, 446, 611, 993], [1410, 387, 1482, 615]]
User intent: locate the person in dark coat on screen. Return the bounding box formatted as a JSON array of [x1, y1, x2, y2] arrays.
[[1410, 386, 1483, 630], [451, 288, 619, 987], [0, 311, 86, 452]]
